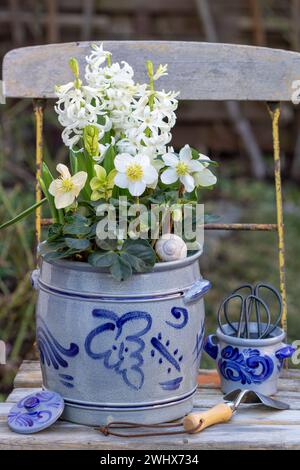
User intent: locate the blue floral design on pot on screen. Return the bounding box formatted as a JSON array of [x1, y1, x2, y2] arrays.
[[37, 318, 79, 369], [165, 307, 188, 329], [204, 334, 219, 360], [193, 320, 205, 364], [37, 318, 79, 388], [218, 346, 274, 385], [159, 377, 183, 390], [85, 309, 152, 391]]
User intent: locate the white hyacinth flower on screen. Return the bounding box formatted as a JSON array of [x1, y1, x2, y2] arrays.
[[55, 80, 110, 149], [132, 104, 169, 136], [161, 145, 216, 193], [85, 43, 111, 69], [114, 153, 158, 196], [153, 64, 168, 81], [116, 138, 137, 156], [85, 46, 135, 91], [49, 164, 87, 209]]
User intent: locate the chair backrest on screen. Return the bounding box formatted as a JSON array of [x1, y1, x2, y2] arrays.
[[3, 40, 300, 101]]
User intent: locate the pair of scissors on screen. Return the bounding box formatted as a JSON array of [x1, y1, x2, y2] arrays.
[[217, 283, 282, 339]]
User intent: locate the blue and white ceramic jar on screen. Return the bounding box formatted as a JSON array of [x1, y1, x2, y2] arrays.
[[204, 323, 295, 396], [32, 251, 210, 426]]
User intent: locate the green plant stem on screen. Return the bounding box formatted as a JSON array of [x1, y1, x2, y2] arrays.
[[149, 76, 155, 111], [0, 193, 46, 232], [145, 63, 155, 138], [58, 209, 65, 225], [40, 162, 60, 222], [38, 177, 58, 223]]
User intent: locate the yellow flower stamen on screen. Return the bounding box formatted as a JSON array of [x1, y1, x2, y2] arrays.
[[126, 164, 143, 182], [176, 162, 189, 176], [61, 178, 74, 192]]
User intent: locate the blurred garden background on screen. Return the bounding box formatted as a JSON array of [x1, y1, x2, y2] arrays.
[[1, 0, 300, 398]]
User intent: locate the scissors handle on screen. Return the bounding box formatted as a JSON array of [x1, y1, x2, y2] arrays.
[[217, 283, 283, 339], [245, 294, 271, 339], [217, 293, 245, 337], [254, 283, 283, 337]]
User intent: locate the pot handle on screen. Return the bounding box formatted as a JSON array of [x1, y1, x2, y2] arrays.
[[275, 344, 296, 360], [30, 269, 40, 290], [204, 334, 219, 360], [183, 279, 211, 304]]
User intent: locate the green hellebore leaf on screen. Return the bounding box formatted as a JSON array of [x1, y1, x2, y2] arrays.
[[110, 255, 132, 282], [120, 252, 149, 273], [63, 214, 91, 236], [96, 239, 119, 251], [65, 238, 91, 251], [43, 247, 80, 262], [88, 251, 118, 267], [87, 239, 156, 281], [47, 223, 63, 242], [43, 251, 67, 261], [40, 240, 67, 254], [123, 239, 156, 268]]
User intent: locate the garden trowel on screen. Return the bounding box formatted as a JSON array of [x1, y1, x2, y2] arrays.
[[183, 388, 289, 434]]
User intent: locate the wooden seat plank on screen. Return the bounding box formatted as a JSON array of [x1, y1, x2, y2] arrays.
[[0, 419, 299, 450], [1, 360, 300, 449]]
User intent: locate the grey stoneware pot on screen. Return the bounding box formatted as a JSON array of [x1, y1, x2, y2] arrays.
[[204, 323, 295, 396], [31, 250, 211, 426]]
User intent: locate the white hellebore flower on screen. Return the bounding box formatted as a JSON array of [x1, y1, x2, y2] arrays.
[[49, 164, 87, 209], [114, 153, 158, 196], [161, 145, 216, 193], [193, 153, 218, 188]]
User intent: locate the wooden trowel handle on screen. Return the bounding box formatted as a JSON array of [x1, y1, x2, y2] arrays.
[[183, 403, 233, 434]]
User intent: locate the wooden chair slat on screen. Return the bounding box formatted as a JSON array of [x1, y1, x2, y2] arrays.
[[3, 41, 300, 100]]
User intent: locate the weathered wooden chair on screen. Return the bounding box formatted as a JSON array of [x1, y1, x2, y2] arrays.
[[1, 41, 300, 449]]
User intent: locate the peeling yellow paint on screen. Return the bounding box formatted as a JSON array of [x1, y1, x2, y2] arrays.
[[268, 102, 287, 336], [33, 99, 45, 253]]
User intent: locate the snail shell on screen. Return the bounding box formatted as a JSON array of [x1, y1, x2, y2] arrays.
[[155, 234, 187, 262]]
